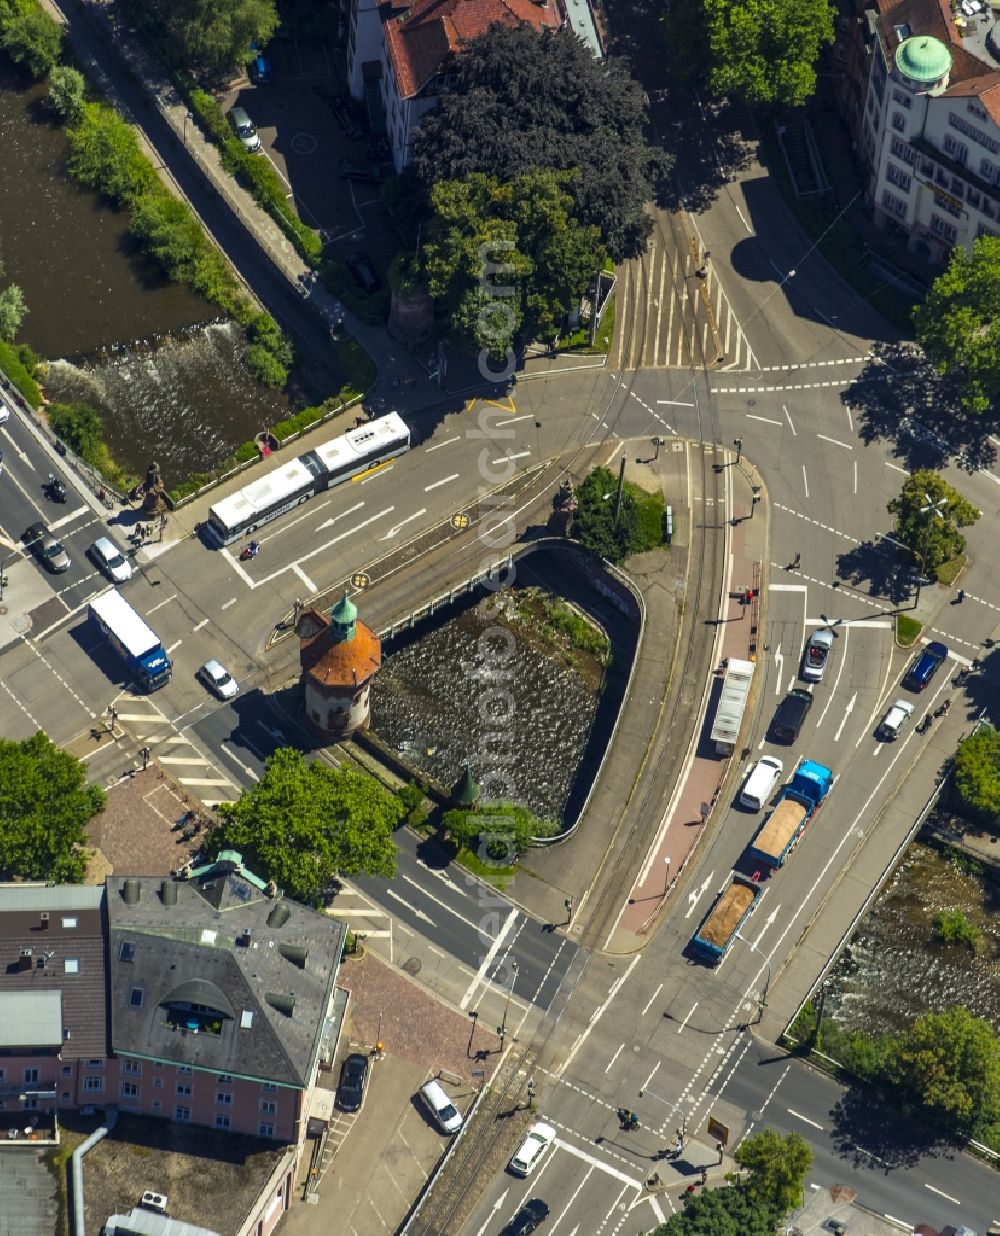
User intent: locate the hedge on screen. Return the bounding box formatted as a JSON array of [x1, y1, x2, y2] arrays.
[[0, 340, 42, 407]]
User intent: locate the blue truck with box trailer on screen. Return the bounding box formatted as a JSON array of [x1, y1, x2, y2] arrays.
[[748, 758, 833, 869], [89, 589, 172, 692]]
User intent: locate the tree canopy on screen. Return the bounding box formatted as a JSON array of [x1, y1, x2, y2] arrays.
[[652, 1185, 782, 1235], [114, 0, 278, 76], [209, 748, 402, 903], [0, 732, 105, 882], [0, 0, 63, 78], [733, 1128, 812, 1214], [572, 466, 666, 564], [913, 235, 1000, 415], [667, 0, 834, 107], [886, 1007, 1000, 1142], [442, 802, 559, 865], [886, 468, 980, 573], [422, 170, 604, 356], [409, 25, 670, 262], [0, 256, 27, 343], [953, 725, 1000, 827]]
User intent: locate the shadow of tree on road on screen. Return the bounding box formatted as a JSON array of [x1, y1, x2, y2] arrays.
[[834, 539, 913, 607], [845, 343, 999, 475], [830, 1087, 955, 1172]]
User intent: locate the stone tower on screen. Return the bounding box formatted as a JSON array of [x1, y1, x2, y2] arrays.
[[295, 591, 381, 740]]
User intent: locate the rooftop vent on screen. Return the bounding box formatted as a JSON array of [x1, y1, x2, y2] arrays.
[[160, 880, 178, 907], [18, 949, 32, 972], [240, 1009, 254, 1030], [40, 912, 49, 927], [267, 903, 291, 929], [265, 992, 296, 1017], [237, 929, 252, 948], [122, 879, 141, 906], [278, 943, 309, 968]]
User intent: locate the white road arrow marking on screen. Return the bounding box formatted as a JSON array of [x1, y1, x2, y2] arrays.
[[384, 889, 434, 925], [257, 721, 286, 743], [315, 501, 364, 532], [833, 692, 856, 743], [772, 645, 783, 692], [685, 873, 715, 919], [473, 1191, 508, 1236], [380, 508, 428, 540]]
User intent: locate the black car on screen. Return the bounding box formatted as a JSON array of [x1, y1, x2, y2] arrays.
[[338, 158, 381, 182], [771, 687, 813, 743], [501, 1199, 550, 1236], [335, 1052, 369, 1112], [345, 252, 381, 294]]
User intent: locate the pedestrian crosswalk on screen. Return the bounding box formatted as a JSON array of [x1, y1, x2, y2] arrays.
[[610, 212, 756, 372], [111, 695, 240, 808]]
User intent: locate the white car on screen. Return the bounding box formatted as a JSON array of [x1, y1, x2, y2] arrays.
[[802, 629, 834, 682], [90, 536, 133, 583], [0, 403, 9, 424], [197, 659, 239, 700], [878, 698, 914, 741], [508, 1121, 555, 1177]]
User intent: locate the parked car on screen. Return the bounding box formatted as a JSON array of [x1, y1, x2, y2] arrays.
[[501, 1199, 550, 1235], [508, 1121, 556, 1177], [904, 640, 948, 691], [336, 1052, 369, 1112], [197, 659, 239, 700], [770, 687, 813, 743], [24, 521, 70, 573], [345, 252, 381, 293], [248, 49, 272, 83], [338, 158, 381, 182], [90, 536, 133, 583], [801, 628, 834, 682], [228, 105, 261, 153], [0, 403, 9, 424], [877, 698, 915, 741]]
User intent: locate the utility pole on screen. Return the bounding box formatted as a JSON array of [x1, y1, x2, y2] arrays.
[[613, 455, 626, 526], [750, 485, 761, 518]]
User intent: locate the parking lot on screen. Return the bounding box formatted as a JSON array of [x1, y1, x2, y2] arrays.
[[223, 37, 402, 282]]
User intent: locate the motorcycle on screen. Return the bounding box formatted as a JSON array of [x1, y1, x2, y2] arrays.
[[239, 541, 260, 562], [46, 473, 67, 503]]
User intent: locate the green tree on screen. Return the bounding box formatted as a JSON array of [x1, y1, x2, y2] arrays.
[[47, 402, 105, 456], [0, 0, 63, 78], [954, 725, 1000, 826], [886, 1007, 1000, 1140], [914, 235, 1000, 415], [442, 802, 558, 864], [886, 469, 980, 573], [422, 170, 604, 356], [734, 1128, 812, 1214], [67, 101, 159, 205], [651, 1184, 783, 1235], [409, 25, 669, 261], [0, 283, 27, 342], [115, 0, 278, 77], [572, 466, 666, 564], [47, 65, 86, 124], [704, 0, 835, 107], [209, 749, 401, 903], [0, 732, 105, 882]]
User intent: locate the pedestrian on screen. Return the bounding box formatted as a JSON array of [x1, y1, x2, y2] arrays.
[[701, 1169, 708, 1186], [791, 552, 801, 569], [957, 589, 965, 603]]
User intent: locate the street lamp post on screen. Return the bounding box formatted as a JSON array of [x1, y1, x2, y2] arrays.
[[662, 856, 671, 898], [733, 437, 743, 464], [735, 931, 772, 1020], [183, 110, 193, 145], [750, 484, 762, 519], [106, 704, 118, 736], [637, 1085, 688, 1149]]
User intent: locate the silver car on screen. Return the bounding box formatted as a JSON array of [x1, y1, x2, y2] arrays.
[[228, 106, 261, 152], [878, 698, 914, 741], [90, 536, 133, 583], [802, 629, 834, 682], [197, 659, 239, 700], [24, 521, 70, 573]]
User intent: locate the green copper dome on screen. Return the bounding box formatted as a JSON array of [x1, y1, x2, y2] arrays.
[[330, 590, 357, 641], [896, 35, 951, 84]]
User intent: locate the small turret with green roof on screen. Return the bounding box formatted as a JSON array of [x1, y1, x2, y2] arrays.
[[451, 763, 480, 810], [895, 35, 951, 87], [330, 590, 358, 642]]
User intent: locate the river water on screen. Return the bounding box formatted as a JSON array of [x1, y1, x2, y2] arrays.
[[370, 592, 606, 824], [825, 840, 1000, 1034], [0, 66, 289, 482]]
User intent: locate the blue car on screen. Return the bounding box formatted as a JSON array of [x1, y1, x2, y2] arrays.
[[248, 50, 272, 83], [904, 640, 948, 691]]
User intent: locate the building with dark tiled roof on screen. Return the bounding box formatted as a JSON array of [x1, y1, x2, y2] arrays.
[[0, 857, 347, 1148], [833, 0, 1000, 261], [345, 0, 570, 172]]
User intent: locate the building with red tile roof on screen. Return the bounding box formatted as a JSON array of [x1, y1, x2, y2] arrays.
[[296, 592, 381, 738]]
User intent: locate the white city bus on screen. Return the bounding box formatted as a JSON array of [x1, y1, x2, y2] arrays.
[[205, 412, 410, 546]]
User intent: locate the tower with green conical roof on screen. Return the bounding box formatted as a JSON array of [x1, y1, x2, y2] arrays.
[[451, 764, 480, 810], [295, 592, 380, 739]]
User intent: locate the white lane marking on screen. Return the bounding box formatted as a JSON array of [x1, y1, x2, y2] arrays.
[[221, 598, 237, 610], [605, 1043, 625, 1074], [360, 464, 394, 485], [4, 435, 32, 466], [787, 1107, 824, 1130], [924, 1183, 960, 1205], [641, 982, 663, 1017], [783, 404, 797, 435], [677, 1002, 698, 1034], [459, 907, 519, 1010], [48, 505, 90, 531], [292, 562, 316, 591], [256, 507, 395, 584], [177, 776, 234, 787], [746, 414, 782, 425], [801, 464, 809, 499], [552, 1136, 641, 1187], [146, 591, 178, 614], [426, 436, 461, 452], [166, 639, 182, 653], [685, 872, 716, 920], [640, 1061, 661, 1094], [398, 874, 479, 932], [315, 501, 365, 532], [504, 413, 536, 424], [424, 474, 459, 492], [220, 745, 260, 781], [490, 451, 531, 465], [853, 458, 858, 494], [817, 433, 853, 451], [193, 618, 209, 631], [384, 889, 434, 925], [379, 508, 427, 541], [159, 756, 211, 766], [555, 955, 641, 1078], [833, 692, 857, 743], [885, 461, 907, 475], [758, 1065, 790, 1118], [551, 1165, 595, 1228], [656, 399, 695, 407]]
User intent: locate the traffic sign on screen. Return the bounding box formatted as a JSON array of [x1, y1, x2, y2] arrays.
[[707, 1117, 729, 1145]]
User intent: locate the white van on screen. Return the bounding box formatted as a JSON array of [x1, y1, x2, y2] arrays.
[[739, 756, 783, 811], [419, 1079, 463, 1134]]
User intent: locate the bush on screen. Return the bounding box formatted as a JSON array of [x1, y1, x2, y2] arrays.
[[0, 1, 63, 78], [572, 466, 666, 564], [954, 726, 1000, 827], [933, 909, 984, 954], [320, 253, 391, 324], [0, 338, 41, 406], [47, 401, 135, 490], [46, 65, 85, 123]]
